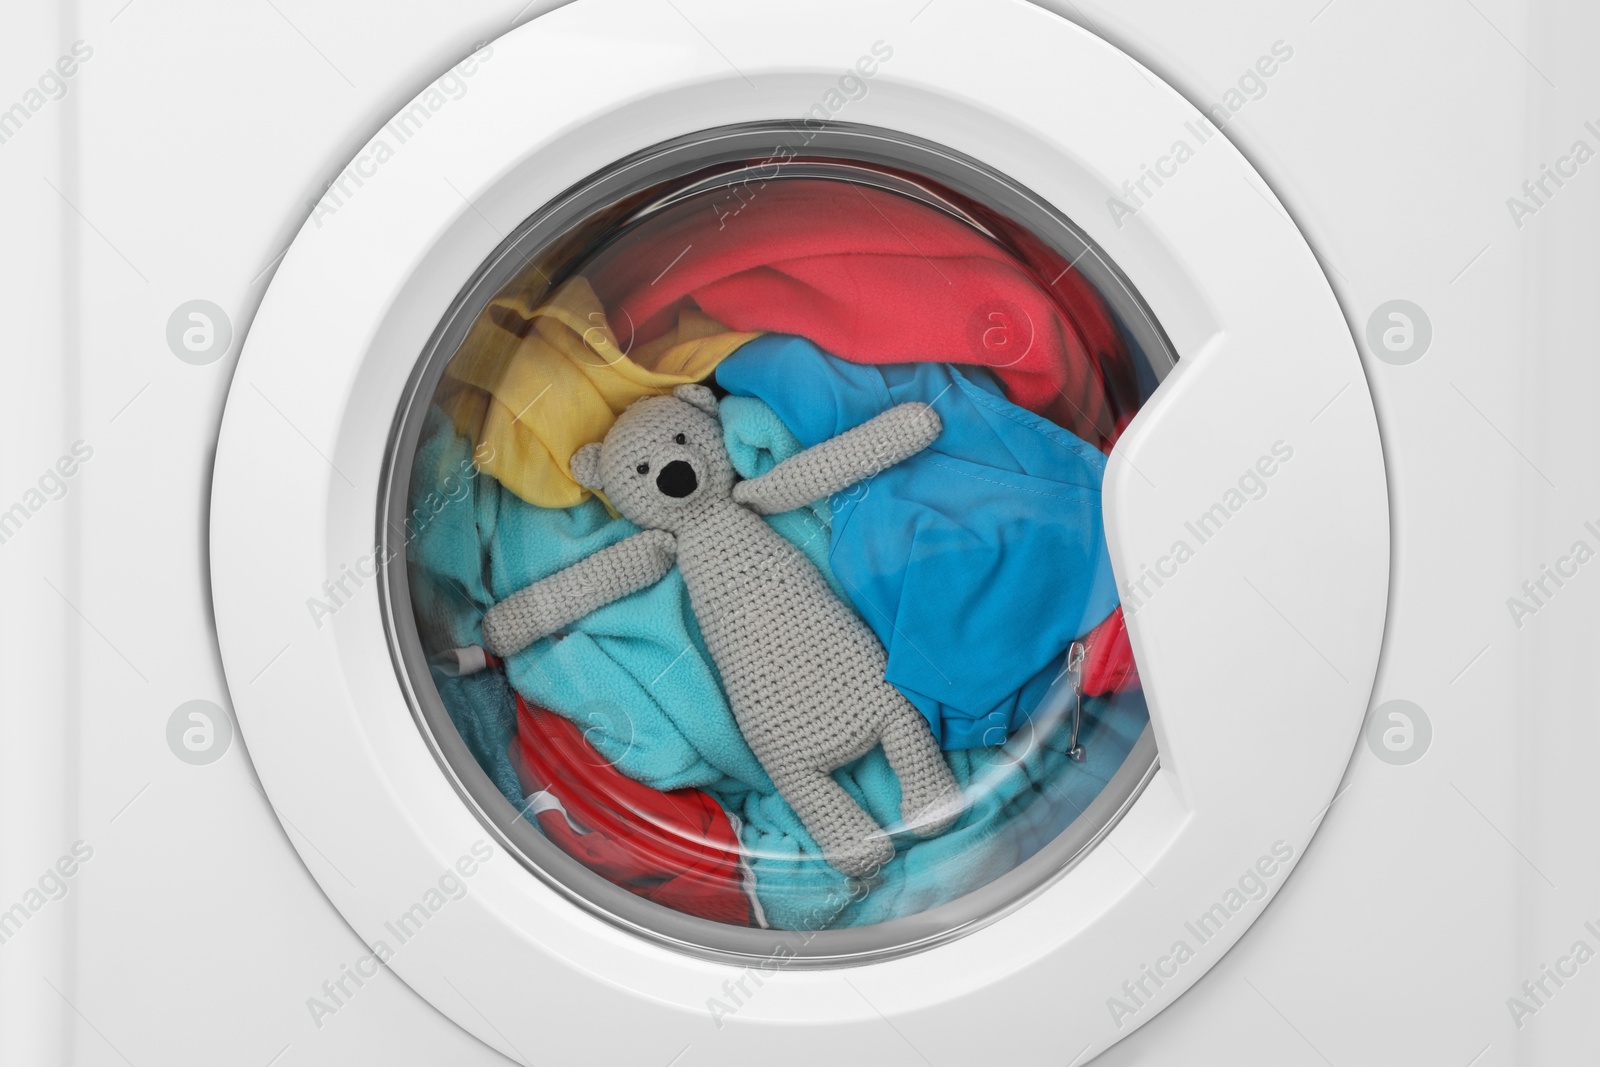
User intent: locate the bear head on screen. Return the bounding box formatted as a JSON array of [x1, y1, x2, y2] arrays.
[[569, 384, 733, 532]]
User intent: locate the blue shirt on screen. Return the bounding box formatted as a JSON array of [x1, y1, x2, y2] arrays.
[[717, 335, 1119, 749]]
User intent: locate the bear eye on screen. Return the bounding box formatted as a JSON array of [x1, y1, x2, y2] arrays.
[[674, 433, 686, 444], [636, 462, 650, 475]]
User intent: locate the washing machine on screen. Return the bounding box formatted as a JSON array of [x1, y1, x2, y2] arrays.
[[3, 0, 1595, 1062]]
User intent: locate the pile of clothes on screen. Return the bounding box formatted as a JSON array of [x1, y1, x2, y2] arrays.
[[409, 180, 1148, 930]]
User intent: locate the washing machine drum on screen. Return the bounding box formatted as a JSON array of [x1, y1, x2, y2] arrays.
[[210, 0, 1387, 1062]]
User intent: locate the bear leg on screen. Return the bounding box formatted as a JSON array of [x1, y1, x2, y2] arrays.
[[879, 709, 963, 837], [769, 765, 894, 878]]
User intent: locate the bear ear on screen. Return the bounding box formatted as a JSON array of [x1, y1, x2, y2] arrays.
[[569, 443, 604, 491], [673, 383, 720, 419]]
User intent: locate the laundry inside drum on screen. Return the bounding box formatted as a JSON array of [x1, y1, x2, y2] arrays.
[[385, 124, 1170, 961]]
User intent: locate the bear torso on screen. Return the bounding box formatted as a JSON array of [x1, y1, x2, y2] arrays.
[[674, 500, 896, 772]]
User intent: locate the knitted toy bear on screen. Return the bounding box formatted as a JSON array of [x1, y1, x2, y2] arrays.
[[481, 383, 963, 877]]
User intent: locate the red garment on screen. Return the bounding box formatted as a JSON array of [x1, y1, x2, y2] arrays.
[[589, 179, 1138, 450], [510, 697, 754, 926], [1080, 607, 1139, 696], [963, 199, 1144, 448]]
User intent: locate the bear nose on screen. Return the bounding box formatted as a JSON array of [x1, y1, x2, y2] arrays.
[[655, 460, 698, 498]]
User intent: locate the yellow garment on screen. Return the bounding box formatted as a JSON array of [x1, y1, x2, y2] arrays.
[[439, 276, 761, 508]]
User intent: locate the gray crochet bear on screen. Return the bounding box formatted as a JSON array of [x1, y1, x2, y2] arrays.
[[481, 383, 963, 877]]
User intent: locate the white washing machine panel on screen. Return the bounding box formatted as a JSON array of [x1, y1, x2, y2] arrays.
[[209, 0, 1387, 1060]]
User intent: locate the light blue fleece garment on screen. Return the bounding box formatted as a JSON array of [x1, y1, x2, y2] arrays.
[[408, 403, 1148, 930], [407, 404, 837, 794], [715, 335, 1121, 750]]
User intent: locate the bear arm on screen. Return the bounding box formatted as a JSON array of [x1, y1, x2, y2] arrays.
[[732, 402, 941, 515], [480, 529, 677, 656]]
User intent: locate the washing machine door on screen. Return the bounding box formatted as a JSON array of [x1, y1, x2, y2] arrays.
[[209, 0, 1387, 1061]]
